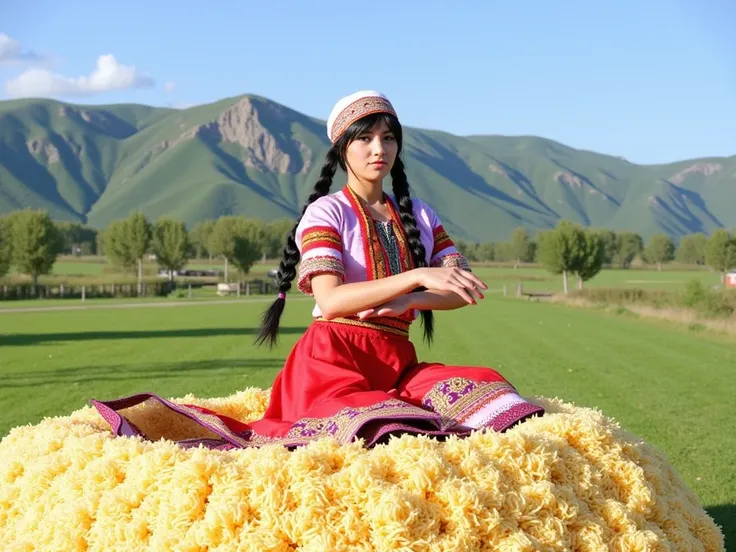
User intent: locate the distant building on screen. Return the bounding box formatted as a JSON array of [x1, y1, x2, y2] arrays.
[[726, 272, 736, 289]]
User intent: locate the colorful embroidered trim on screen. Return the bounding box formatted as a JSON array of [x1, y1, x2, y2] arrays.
[[342, 185, 414, 282], [431, 224, 455, 258], [421, 377, 544, 433], [330, 96, 397, 143], [301, 225, 342, 255], [431, 252, 472, 271], [297, 256, 345, 295], [315, 316, 411, 338]]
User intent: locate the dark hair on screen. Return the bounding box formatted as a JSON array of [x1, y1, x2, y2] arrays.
[[255, 112, 434, 347]]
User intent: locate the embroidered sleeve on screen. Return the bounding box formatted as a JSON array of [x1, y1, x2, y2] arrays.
[[417, 200, 471, 271], [295, 198, 345, 295], [429, 224, 471, 271]]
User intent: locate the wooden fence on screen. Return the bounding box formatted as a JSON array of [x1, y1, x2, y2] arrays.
[[0, 279, 275, 301]]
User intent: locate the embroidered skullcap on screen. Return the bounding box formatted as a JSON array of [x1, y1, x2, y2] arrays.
[[326, 90, 398, 143]]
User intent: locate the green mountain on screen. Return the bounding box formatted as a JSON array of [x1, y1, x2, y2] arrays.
[[1, 94, 733, 243]]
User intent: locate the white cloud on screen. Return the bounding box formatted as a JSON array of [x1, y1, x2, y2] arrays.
[[164, 80, 176, 93], [0, 33, 47, 66], [4, 54, 155, 98]]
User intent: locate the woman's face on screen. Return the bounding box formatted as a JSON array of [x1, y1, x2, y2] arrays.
[[344, 119, 398, 183]]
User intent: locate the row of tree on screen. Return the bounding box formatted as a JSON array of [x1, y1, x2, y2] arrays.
[[455, 227, 736, 273], [1, 209, 735, 293], [0, 210, 294, 288], [515, 221, 736, 292]]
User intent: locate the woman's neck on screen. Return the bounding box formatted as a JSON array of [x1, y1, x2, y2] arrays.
[[346, 176, 384, 206]]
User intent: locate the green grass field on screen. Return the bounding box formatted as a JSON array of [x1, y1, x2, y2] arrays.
[[0, 290, 733, 545]]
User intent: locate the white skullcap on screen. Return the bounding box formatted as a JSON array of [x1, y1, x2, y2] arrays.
[[326, 90, 398, 143]]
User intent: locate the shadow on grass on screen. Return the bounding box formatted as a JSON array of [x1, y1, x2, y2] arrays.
[[1, 358, 286, 388], [0, 326, 308, 346], [705, 504, 734, 551]]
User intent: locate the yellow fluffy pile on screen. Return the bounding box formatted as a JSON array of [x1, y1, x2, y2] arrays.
[[0, 390, 724, 551]]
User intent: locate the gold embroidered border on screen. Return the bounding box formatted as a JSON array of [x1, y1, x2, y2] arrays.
[[315, 316, 410, 337], [423, 378, 518, 422], [297, 256, 345, 295], [302, 226, 342, 254]]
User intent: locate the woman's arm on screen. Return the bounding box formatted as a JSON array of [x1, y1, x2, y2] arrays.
[[407, 289, 472, 311], [311, 267, 487, 320]]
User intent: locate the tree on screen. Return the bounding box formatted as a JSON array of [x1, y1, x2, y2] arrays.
[[454, 240, 477, 262], [209, 217, 265, 282], [104, 220, 138, 273], [705, 229, 736, 283], [613, 232, 643, 268], [574, 229, 606, 289], [5, 209, 62, 290], [644, 233, 675, 271], [493, 241, 514, 263], [476, 242, 495, 262], [0, 218, 11, 279], [537, 220, 584, 293], [264, 219, 296, 260], [596, 229, 617, 265], [151, 218, 190, 281], [190, 220, 216, 259], [232, 219, 265, 276], [509, 227, 533, 268], [127, 212, 152, 294], [677, 233, 707, 265], [55, 221, 98, 256], [96, 229, 107, 257]]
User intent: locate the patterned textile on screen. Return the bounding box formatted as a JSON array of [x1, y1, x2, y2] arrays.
[[297, 256, 344, 295], [292, 188, 471, 318], [422, 377, 544, 432], [342, 184, 414, 282], [296, 219, 345, 295], [315, 315, 411, 337], [375, 221, 403, 276], [431, 252, 472, 271], [328, 92, 397, 143]]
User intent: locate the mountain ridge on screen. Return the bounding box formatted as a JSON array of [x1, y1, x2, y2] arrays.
[[0, 93, 734, 242]]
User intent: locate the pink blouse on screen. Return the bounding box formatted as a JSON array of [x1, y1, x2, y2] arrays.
[[295, 185, 470, 318]]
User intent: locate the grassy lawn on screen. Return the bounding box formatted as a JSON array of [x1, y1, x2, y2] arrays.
[[0, 290, 733, 546]]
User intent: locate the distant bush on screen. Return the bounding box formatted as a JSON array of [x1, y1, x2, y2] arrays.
[[569, 287, 672, 307], [679, 280, 734, 318], [569, 282, 735, 319]]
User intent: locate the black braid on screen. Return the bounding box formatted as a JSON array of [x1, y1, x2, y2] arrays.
[[391, 157, 435, 345], [255, 147, 340, 347]]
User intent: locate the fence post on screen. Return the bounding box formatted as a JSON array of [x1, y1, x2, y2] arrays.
[[82, 285, 86, 302], [188, 284, 192, 299], [503, 284, 507, 297], [60, 283, 65, 298]]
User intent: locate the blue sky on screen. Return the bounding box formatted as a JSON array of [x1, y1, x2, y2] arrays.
[[1, 0, 734, 164]]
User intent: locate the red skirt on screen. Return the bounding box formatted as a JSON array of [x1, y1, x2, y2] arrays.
[[91, 318, 544, 450]]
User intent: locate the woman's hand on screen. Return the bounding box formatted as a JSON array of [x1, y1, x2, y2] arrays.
[[413, 267, 487, 304], [356, 294, 413, 320]]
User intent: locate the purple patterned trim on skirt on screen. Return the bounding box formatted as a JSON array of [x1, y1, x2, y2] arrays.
[[89, 394, 477, 450], [90, 381, 545, 450]]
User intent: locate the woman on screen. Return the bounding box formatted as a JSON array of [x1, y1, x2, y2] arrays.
[[91, 91, 544, 450]]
